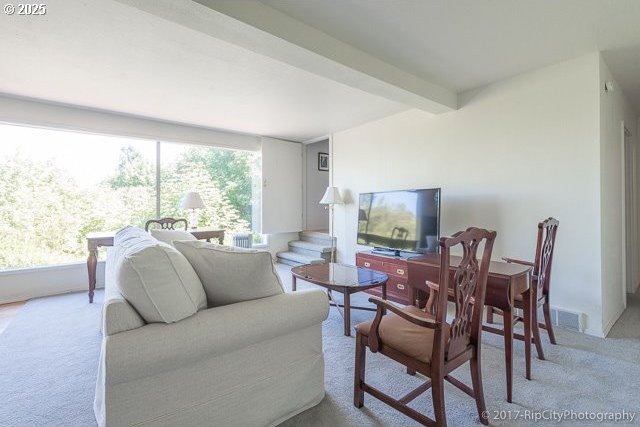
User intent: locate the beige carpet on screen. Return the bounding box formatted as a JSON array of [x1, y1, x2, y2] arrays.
[[0, 265, 638, 426], [275, 264, 640, 427]]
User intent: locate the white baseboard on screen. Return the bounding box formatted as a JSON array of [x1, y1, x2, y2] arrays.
[[583, 326, 605, 338], [602, 304, 626, 337], [0, 285, 105, 305]]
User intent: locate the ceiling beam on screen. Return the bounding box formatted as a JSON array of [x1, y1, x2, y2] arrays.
[[115, 0, 457, 113]]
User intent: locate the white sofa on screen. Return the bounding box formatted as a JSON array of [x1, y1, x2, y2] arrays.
[[94, 230, 329, 427]]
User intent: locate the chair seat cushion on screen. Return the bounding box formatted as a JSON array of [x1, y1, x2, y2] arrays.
[[356, 305, 449, 364]]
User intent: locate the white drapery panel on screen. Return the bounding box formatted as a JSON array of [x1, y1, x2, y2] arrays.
[[261, 136, 303, 234]]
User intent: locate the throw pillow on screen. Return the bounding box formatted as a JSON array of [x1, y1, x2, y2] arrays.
[[174, 240, 284, 307], [114, 226, 207, 323], [149, 229, 197, 247]]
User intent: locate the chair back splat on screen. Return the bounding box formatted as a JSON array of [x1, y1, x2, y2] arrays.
[[437, 228, 496, 361], [534, 218, 559, 298], [144, 217, 188, 231]]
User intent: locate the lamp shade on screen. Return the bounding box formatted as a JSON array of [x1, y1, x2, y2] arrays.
[[179, 192, 205, 209], [320, 186, 343, 205]]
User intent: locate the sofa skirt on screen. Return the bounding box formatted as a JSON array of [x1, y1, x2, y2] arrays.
[[95, 324, 324, 427]]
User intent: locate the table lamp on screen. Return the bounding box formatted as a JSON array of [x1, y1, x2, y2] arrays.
[[180, 191, 205, 229]]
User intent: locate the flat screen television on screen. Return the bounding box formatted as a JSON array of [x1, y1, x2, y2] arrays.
[[357, 188, 441, 255]]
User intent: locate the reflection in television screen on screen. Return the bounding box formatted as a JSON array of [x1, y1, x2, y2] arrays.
[[357, 188, 440, 254]]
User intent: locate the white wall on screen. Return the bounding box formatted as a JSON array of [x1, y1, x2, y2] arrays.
[[0, 262, 105, 305], [598, 55, 639, 335], [333, 53, 606, 336], [304, 139, 329, 230], [264, 232, 299, 258]]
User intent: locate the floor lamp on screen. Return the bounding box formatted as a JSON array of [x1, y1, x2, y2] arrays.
[[320, 186, 343, 263]]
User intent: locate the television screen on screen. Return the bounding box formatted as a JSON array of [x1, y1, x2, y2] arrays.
[[357, 188, 440, 253]]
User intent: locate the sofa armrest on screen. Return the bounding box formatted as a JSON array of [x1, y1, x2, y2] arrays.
[[102, 295, 145, 336], [102, 289, 329, 385], [102, 247, 145, 336]]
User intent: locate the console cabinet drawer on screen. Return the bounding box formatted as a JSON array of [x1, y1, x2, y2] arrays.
[[357, 254, 407, 275], [388, 279, 409, 297], [365, 286, 407, 305], [382, 263, 407, 277], [356, 257, 383, 270], [357, 251, 412, 305], [364, 280, 409, 303]]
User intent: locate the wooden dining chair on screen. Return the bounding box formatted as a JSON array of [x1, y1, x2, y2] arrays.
[[354, 227, 496, 427], [486, 218, 559, 368], [144, 217, 188, 231]]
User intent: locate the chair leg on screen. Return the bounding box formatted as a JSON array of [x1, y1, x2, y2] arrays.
[[543, 302, 557, 345], [486, 306, 494, 324], [531, 303, 545, 361], [431, 376, 447, 427], [503, 308, 513, 403], [470, 351, 488, 426], [522, 291, 532, 380], [353, 333, 366, 408]]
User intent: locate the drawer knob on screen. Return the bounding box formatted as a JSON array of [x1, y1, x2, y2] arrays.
[[364, 262, 371, 268], [396, 284, 405, 290], [396, 268, 405, 275]]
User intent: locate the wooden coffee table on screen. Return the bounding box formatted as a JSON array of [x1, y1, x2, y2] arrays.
[[291, 263, 388, 336]]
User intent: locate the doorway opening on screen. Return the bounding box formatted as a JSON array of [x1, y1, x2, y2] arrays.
[[303, 139, 330, 232], [623, 125, 638, 304]]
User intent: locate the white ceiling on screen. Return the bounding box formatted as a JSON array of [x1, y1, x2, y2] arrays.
[[1, 0, 640, 143], [264, 0, 640, 108], [602, 46, 640, 112], [0, 0, 406, 142]]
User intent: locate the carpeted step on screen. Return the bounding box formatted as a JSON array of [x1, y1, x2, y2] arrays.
[[299, 230, 335, 246], [289, 245, 332, 262], [275, 257, 304, 267], [289, 240, 333, 254], [276, 251, 326, 266]]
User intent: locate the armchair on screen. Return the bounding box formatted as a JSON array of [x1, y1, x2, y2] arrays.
[[486, 217, 559, 378], [354, 227, 496, 427]]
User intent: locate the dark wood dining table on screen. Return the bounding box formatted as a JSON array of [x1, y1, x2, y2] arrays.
[[407, 254, 531, 403]]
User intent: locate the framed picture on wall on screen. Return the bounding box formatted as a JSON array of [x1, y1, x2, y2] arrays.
[[318, 152, 329, 171]]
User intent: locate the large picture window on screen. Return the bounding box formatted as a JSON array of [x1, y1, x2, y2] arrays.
[[159, 142, 260, 232], [0, 123, 262, 270]]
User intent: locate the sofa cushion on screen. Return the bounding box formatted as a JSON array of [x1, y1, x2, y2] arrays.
[[102, 247, 145, 336], [114, 226, 207, 323], [149, 229, 197, 247], [174, 240, 284, 307]]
